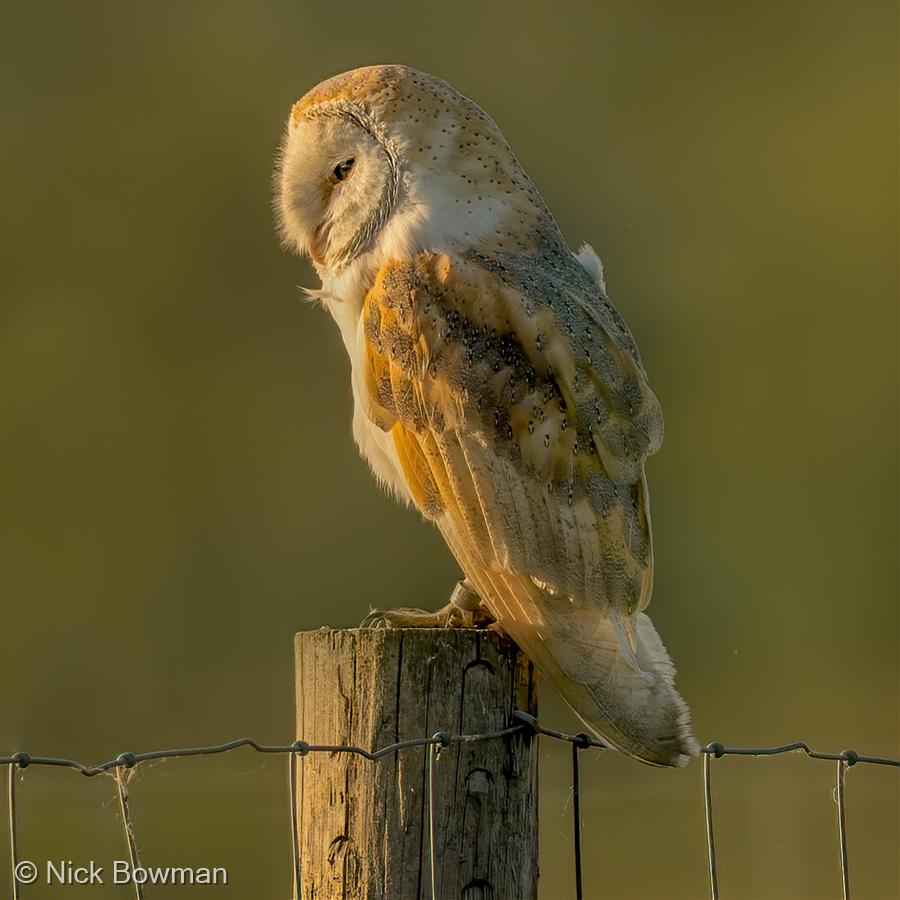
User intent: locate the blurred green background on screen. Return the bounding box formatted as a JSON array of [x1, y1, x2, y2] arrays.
[[1, 1, 897, 897]]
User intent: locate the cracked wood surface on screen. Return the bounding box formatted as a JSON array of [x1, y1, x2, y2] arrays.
[[294, 627, 539, 899]]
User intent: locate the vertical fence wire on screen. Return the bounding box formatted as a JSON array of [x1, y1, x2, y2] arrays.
[[426, 741, 438, 900], [114, 763, 144, 900], [7, 763, 20, 900], [289, 749, 302, 899], [571, 739, 585, 900], [836, 759, 850, 900], [703, 749, 720, 900]]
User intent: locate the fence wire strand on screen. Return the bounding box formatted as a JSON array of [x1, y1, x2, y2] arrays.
[[700, 741, 897, 900], [426, 738, 439, 900], [7, 764, 19, 900], [703, 750, 719, 899], [114, 766, 144, 900], [836, 759, 850, 900], [288, 750, 301, 899], [3, 719, 897, 898], [571, 737, 586, 900]]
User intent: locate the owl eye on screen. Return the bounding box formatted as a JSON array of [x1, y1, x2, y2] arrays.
[[333, 158, 355, 181]]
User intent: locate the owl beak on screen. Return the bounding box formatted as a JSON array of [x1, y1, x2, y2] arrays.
[[309, 223, 328, 266]]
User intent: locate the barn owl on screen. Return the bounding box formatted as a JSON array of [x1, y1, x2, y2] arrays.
[[275, 65, 698, 767]]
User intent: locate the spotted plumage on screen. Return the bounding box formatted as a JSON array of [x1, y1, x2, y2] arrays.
[[276, 64, 697, 766]]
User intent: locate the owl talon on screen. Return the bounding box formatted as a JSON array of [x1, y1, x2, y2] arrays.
[[358, 596, 495, 630], [358, 609, 394, 629], [359, 606, 453, 629]]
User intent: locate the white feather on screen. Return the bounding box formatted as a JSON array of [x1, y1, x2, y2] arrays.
[[575, 242, 607, 292]]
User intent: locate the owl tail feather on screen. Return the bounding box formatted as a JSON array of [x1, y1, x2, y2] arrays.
[[515, 609, 698, 767], [568, 611, 698, 767], [477, 575, 698, 767]]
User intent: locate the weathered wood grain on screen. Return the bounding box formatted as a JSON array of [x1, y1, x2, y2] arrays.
[[294, 627, 538, 899]]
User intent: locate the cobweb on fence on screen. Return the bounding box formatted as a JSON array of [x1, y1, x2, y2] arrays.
[[3, 712, 898, 900]]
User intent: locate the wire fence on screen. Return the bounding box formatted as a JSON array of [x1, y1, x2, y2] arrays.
[[3, 711, 898, 900]]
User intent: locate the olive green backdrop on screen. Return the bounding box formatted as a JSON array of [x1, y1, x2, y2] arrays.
[[1, 1, 897, 898]]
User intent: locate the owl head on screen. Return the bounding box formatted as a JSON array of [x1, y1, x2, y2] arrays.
[[275, 65, 559, 276]]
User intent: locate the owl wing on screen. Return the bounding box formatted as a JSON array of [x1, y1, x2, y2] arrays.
[[362, 249, 661, 617], [362, 250, 695, 766]]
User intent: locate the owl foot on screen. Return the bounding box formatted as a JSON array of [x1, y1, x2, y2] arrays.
[[360, 580, 495, 629]]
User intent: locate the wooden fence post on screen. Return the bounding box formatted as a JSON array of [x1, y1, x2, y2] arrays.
[[294, 626, 539, 899]]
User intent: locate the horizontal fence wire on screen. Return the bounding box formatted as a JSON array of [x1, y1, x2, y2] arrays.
[[3, 713, 898, 899]]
